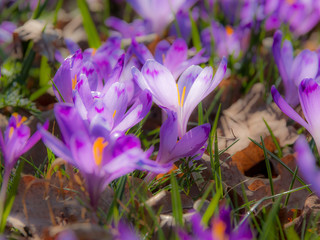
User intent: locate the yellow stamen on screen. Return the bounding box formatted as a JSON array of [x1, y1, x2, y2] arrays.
[[8, 127, 14, 139], [180, 86, 186, 107], [72, 74, 77, 90], [112, 110, 116, 119], [212, 220, 228, 240], [226, 25, 234, 36], [93, 137, 108, 166], [91, 48, 97, 56], [12, 113, 27, 127], [286, 0, 295, 4], [176, 84, 181, 106]]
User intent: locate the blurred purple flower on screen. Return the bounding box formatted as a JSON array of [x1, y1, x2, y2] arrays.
[[0, 21, 16, 45], [178, 208, 252, 240], [126, 0, 188, 34], [201, 21, 251, 59], [105, 17, 152, 38], [146, 110, 210, 181], [39, 104, 171, 209], [132, 58, 226, 137], [272, 30, 318, 107], [272, 78, 320, 152], [265, 0, 320, 36], [295, 136, 320, 197], [131, 38, 208, 79]]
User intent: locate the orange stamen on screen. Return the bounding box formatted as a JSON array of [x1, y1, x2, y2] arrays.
[[91, 48, 97, 56], [93, 137, 108, 166], [226, 25, 234, 36], [212, 220, 227, 240], [72, 75, 77, 90], [112, 110, 116, 119]]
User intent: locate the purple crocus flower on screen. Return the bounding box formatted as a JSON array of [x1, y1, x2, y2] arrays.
[[271, 78, 320, 152], [0, 21, 16, 45], [131, 38, 209, 80], [178, 208, 252, 240], [132, 58, 227, 137], [295, 136, 320, 197], [265, 0, 320, 36], [272, 30, 318, 107], [39, 104, 171, 209], [126, 0, 188, 34], [105, 17, 151, 38], [0, 113, 47, 225], [201, 21, 251, 59], [146, 110, 210, 181]]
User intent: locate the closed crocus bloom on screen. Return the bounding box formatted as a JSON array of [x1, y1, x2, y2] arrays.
[[295, 136, 320, 197], [272, 78, 320, 152], [39, 104, 170, 209], [132, 58, 227, 137], [272, 30, 318, 107], [146, 110, 210, 181]]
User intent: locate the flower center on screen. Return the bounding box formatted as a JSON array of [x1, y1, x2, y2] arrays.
[[12, 113, 27, 127], [212, 220, 228, 240], [91, 48, 97, 56], [176, 84, 186, 107], [226, 25, 234, 36], [93, 137, 108, 166]]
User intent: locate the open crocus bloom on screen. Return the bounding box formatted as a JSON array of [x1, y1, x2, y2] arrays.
[[132, 58, 227, 138], [272, 30, 318, 107], [272, 78, 320, 152], [39, 104, 171, 209], [131, 38, 208, 80], [178, 208, 252, 240], [295, 136, 320, 197], [0, 113, 46, 171], [146, 110, 210, 181]]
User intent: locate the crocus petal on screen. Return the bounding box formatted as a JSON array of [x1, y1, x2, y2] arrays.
[[38, 125, 75, 165], [295, 136, 320, 197], [163, 38, 188, 75], [130, 39, 154, 64], [207, 56, 227, 94], [154, 40, 170, 64], [53, 57, 73, 103], [54, 104, 89, 145], [299, 78, 320, 145], [169, 123, 210, 162], [65, 38, 80, 54], [133, 60, 179, 110], [112, 90, 152, 133], [271, 86, 310, 131]]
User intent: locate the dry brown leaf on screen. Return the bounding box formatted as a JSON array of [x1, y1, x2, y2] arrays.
[[218, 83, 298, 155], [14, 20, 63, 62]]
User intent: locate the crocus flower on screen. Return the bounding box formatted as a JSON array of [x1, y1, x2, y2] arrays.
[[0, 113, 47, 226], [126, 0, 188, 34], [131, 38, 208, 80], [0, 21, 16, 45], [132, 58, 227, 137], [265, 0, 320, 36], [178, 208, 253, 240], [201, 21, 250, 59], [271, 78, 320, 152], [295, 136, 320, 197], [105, 17, 151, 38], [272, 30, 318, 107], [39, 104, 171, 209], [146, 110, 210, 181]]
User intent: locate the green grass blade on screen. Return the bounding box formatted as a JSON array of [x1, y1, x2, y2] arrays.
[[203, 87, 224, 122], [198, 102, 203, 125], [39, 56, 51, 87], [284, 166, 298, 207], [202, 190, 220, 226], [260, 137, 275, 200], [263, 118, 282, 158], [189, 10, 201, 51], [0, 160, 24, 232], [77, 0, 101, 49], [170, 173, 183, 226]]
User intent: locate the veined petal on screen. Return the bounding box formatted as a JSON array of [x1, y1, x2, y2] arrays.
[[169, 123, 210, 163], [131, 39, 154, 64], [54, 104, 89, 145], [299, 78, 320, 145], [154, 40, 170, 64], [163, 38, 188, 75], [271, 86, 310, 131], [207, 56, 227, 94], [157, 111, 179, 164], [38, 125, 75, 165], [53, 57, 73, 103], [112, 90, 152, 133], [291, 50, 318, 86], [134, 60, 179, 110], [295, 136, 320, 197]]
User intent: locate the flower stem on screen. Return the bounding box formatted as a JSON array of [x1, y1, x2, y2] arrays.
[[0, 169, 11, 231]]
